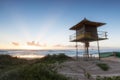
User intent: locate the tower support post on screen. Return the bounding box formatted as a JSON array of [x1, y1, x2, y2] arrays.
[[75, 30, 78, 60], [76, 41, 78, 60], [84, 42, 89, 60], [97, 39, 100, 60]]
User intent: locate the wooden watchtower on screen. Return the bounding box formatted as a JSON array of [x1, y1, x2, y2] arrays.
[[69, 18, 108, 60]]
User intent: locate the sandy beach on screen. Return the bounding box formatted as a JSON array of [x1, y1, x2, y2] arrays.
[[57, 57, 120, 80]]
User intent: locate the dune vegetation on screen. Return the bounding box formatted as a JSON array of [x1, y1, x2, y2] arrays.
[[96, 63, 109, 71], [0, 54, 71, 80], [96, 76, 120, 80], [1, 53, 120, 80]]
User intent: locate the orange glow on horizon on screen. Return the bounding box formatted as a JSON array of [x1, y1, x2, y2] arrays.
[[0, 44, 67, 50], [13, 54, 44, 59]]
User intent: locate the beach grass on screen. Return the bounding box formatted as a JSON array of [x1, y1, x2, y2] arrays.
[[0, 54, 71, 80], [40, 53, 72, 63], [1, 52, 120, 80], [96, 63, 109, 71], [96, 76, 120, 80]]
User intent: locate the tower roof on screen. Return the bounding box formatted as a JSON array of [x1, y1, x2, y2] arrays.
[[70, 18, 106, 30]]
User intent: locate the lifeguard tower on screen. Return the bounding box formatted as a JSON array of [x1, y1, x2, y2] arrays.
[[69, 18, 108, 60]]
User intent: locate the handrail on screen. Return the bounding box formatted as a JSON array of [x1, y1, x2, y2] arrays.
[[70, 31, 107, 41], [98, 31, 107, 39]]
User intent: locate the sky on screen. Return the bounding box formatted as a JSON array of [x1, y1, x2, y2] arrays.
[[0, 0, 120, 50]]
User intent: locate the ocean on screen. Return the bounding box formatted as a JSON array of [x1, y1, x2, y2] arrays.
[[0, 49, 120, 59]]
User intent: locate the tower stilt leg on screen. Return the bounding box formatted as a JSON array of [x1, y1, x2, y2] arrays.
[[76, 41, 78, 60], [84, 42, 89, 60], [97, 39, 100, 60]]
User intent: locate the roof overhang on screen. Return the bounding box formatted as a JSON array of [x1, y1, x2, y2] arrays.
[[70, 18, 106, 30]]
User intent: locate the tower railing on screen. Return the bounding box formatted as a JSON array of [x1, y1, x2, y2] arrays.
[[98, 31, 107, 39], [70, 31, 107, 41], [69, 33, 76, 41]]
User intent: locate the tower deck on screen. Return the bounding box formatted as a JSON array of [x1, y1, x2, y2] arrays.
[[70, 31, 108, 42]]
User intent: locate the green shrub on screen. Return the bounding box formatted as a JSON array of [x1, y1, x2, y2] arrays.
[[96, 63, 109, 71], [0, 63, 69, 80], [0, 55, 27, 66], [0, 55, 28, 72], [0, 54, 70, 80], [40, 53, 72, 64], [85, 72, 91, 79], [96, 76, 120, 80]]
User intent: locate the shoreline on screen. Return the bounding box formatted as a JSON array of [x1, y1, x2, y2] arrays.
[[1, 53, 120, 80]]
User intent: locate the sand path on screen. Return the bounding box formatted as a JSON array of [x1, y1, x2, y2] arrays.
[[57, 57, 120, 80]]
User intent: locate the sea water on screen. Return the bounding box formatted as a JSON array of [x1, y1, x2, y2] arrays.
[[0, 49, 119, 59]]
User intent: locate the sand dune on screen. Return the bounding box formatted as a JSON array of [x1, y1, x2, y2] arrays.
[[57, 57, 120, 80]]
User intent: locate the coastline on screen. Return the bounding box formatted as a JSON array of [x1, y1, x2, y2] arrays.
[[0, 53, 120, 80]]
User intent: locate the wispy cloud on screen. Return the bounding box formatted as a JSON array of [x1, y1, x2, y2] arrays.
[[53, 44, 84, 49], [27, 41, 42, 47], [12, 42, 19, 46], [53, 44, 76, 48]]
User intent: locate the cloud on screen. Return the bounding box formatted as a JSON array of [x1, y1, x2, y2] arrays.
[[27, 41, 41, 47], [12, 42, 19, 46], [54, 44, 75, 48], [53, 44, 84, 49], [54, 44, 64, 47]]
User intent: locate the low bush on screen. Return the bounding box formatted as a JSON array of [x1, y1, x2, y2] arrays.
[[96, 76, 120, 80], [0, 54, 27, 66], [0, 54, 70, 80], [0, 63, 69, 80], [96, 63, 109, 71], [40, 53, 72, 64]]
